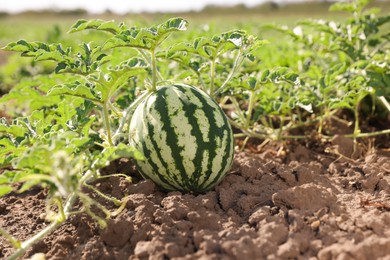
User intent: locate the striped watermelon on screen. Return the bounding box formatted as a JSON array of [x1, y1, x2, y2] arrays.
[[129, 83, 234, 193]]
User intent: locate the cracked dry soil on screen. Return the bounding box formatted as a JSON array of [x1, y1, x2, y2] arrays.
[[1, 135, 390, 260]]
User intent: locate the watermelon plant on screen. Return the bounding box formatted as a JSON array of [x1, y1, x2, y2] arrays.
[[263, 0, 390, 139], [1, 0, 390, 257], [0, 17, 263, 258]]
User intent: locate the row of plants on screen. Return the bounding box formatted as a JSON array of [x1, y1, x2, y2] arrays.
[[0, 0, 389, 258]]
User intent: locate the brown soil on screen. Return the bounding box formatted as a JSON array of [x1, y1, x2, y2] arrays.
[[1, 136, 390, 260]]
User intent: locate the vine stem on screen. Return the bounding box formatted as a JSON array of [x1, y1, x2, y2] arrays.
[[379, 96, 390, 112], [7, 156, 101, 260], [7, 192, 78, 260], [230, 97, 247, 126], [112, 90, 151, 144], [138, 49, 164, 82], [209, 59, 216, 96], [245, 91, 255, 130], [353, 102, 361, 138], [233, 129, 308, 140], [151, 50, 158, 92], [0, 228, 20, 249], [102, 102, 114, 146], [214, 48, 244, 96], [339, 129, 390, 139]]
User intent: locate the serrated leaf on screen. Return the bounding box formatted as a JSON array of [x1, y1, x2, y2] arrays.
[[0, 175, 9, 185], [166, 42, 194, 57], [81, 115, 96, 137], [55, 62, 68, 73], [95, 144, 144, 170], [260, 70, 270, 82], [69, 19, 109, 33], [0, 137, 14, 148], [246, 53, 255, 62], [68, 19, 88, 32], [0, 185, 13, 196], [193, 37, 214, 58], [120, 57, 148, 69], [222, 30, 246, 47], [18, 179, 46, 193], [97, 20, 122, 34], [0, 123, 26, 137], [107, 69, 147, 100], [103, 18, 188, 51], [284, 72, 300, 82], [34, 49, 64, 62], [48, 83, 102, 103], [247, 77, 257, 90], [17, 148, 51, 172], [164, 17, 188, 31], [70, 19, 123, 35], [113, 143, 144, 160], [2, 40, 33, 52]]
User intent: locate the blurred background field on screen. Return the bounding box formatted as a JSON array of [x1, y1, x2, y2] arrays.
[[1, 1, 390, 43], [0, 0, 389, 95]]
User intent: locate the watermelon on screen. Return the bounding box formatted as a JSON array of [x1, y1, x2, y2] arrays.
[[129, 83, 234, 193]]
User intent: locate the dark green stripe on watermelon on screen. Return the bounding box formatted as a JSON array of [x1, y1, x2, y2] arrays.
[[134, 98, 180, 191]]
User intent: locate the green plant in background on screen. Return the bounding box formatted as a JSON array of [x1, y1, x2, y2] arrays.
[[226, 68, 315, 142], [267, 0, 390, 138], [161, 30, 266, 97]]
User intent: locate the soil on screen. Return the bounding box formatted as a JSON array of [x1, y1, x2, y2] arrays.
[[1, 135, 390, 260]]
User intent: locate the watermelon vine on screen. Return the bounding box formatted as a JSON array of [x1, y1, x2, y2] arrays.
[[1, 0, 390, 257], [0, 17, 260, 258]]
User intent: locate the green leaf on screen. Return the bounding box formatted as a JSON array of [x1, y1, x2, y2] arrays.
[[114, 57, 148, 70], [329, 2, 356, 13], [34, 49, 64, 62], [2, 39, 33, 52], [0, 137, 14, 148], [0, 121, 27, 137], [0, 176, 9, 185], [68, 19, 88, 32], [103, 18, 188, 51], [0, 185, 13, 196], [18, 179, 46, 193], [48, 82, 102, 103], [69, 19, 123, 34], [247, 77, 257, 90], [113, 143, 144, 160], [17, 147, 51, 172], [167, 42, 195, 57], [95, 144, 144, 170], [103, 31, 150, 50], [330, 0, 371, 13], [97, 20, 122, 34], [193, 37, 215, 58], [55, 62, 68, 73], [222, 30, 246, 47], [260, 70, 270, 82], [69, 19, 108, 33], [163, 17, 188, 31], [246, 53, 255, 62]]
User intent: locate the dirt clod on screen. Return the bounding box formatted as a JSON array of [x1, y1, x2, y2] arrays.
[[272, 183, 337, 213], [100, 215, 133, 247], [1, 145, 390, 259]]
